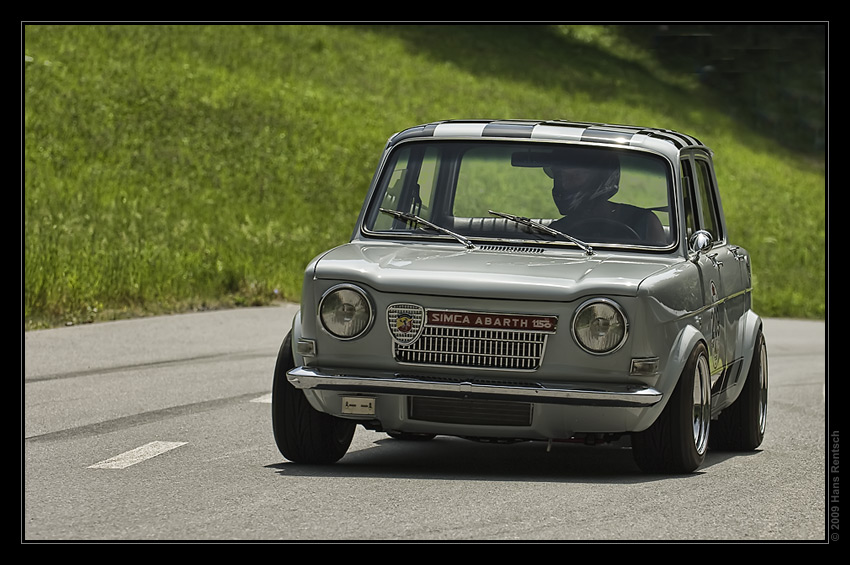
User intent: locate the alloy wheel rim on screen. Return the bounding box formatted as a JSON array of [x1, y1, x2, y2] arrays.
[[758, 343, 768, 435], [692, 354, 711, 456]]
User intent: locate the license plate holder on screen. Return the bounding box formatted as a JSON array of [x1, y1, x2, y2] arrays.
[[342, 396, 376, 415]]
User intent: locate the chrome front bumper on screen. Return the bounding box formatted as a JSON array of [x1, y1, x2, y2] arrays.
[[286, 366, 662, 408]]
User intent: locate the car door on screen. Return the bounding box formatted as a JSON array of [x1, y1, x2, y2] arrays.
[[681, 153, 734, 385], [692, 153, 751, 387]]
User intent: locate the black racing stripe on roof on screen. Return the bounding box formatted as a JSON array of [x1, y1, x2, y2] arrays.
[[580, 127, 636, 144], [644, 129, 705, 149], [563, 122, 705, 150], [645, 132, 684, 149], [388, 123, 440, 145], [679, 131, 705, 146], [542, 120, 600, 128], [482, 121, 536, 138], [387, 120, 707, 150]]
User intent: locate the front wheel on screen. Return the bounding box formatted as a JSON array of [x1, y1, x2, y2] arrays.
[[632, 343, 711, 473], [271, 332, 355, 464]]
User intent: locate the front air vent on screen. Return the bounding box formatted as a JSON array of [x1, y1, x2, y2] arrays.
[[477, 245, 544, 254], [409, 396, 533, 426]]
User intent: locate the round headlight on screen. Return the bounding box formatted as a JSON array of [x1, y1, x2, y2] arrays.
[[572, 298, 628, 354], [319, 284, 373, 340]]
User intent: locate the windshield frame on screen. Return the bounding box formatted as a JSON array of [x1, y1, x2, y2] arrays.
[[358, 138, 680, 253]]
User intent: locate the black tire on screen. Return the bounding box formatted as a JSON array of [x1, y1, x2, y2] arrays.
[[709, 331, 768, 451], [632, 343, 711, 474], [271, 332, 355, 464]]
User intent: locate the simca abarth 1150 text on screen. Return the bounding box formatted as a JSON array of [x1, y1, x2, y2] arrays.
[[272, 119, 768, 474]]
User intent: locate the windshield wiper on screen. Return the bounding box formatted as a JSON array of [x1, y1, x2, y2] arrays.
[[379, 208, 476, 250], [488, 209, 594, 255]]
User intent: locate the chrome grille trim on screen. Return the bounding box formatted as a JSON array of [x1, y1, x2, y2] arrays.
[[286, 366, 664, 407], [394, 325, 549, 371]]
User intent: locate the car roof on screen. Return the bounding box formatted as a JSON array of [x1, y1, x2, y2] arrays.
[[386, 119, 711, 162]]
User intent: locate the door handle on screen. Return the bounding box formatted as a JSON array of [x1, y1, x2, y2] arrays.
[[707, 253, 723, 268]]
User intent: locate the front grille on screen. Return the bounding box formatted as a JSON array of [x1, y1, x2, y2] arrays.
[[394, 326, 548, 370], [409, 396, 533, 426]]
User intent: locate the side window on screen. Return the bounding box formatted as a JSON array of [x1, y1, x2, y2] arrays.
[[681, 155, 722, 242], [694, 158, 722, 241], [680, 158, 697, 239]]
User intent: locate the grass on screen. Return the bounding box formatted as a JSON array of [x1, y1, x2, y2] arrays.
[[23, 24, 826, 328]]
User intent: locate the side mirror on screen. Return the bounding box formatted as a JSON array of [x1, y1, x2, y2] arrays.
[[689, 230, 713, 255]]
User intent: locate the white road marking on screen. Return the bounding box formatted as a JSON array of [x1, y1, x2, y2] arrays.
[[89, 441, 187, 469], [251, 393, 272, 403]]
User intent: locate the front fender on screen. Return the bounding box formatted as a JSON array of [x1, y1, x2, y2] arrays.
[[633, 322, 707, 432], [290, 311, 305, 365], [286, 311, 328, 413]]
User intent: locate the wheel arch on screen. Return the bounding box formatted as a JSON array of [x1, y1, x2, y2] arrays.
[[282, 313, 326, 413], [290, 311, 305, 365], [735, 310, 765, 387], [714, 310, 765, 411], [633, 323, 708, 432]]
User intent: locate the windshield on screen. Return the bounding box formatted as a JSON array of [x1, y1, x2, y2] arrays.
[[363, 141, 675, 249]]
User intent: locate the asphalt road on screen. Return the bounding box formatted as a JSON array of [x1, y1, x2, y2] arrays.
[[23, 305, 829, 541]]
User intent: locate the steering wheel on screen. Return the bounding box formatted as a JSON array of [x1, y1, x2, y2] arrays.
[[570, 217, 641, 241]]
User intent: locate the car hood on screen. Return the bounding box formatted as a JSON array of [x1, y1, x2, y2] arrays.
[[312, 242, 675, 302]]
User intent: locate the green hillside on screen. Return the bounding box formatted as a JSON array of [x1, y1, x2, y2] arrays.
[[23, 24, 826, 328]]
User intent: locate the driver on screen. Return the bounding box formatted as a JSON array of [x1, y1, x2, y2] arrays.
[[547, 151, 666, 245]]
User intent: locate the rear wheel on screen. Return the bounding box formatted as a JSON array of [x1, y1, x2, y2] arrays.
[[709, 331, 768, 451], [632, 343, 711, 473], [271, 332, 355, 464]]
